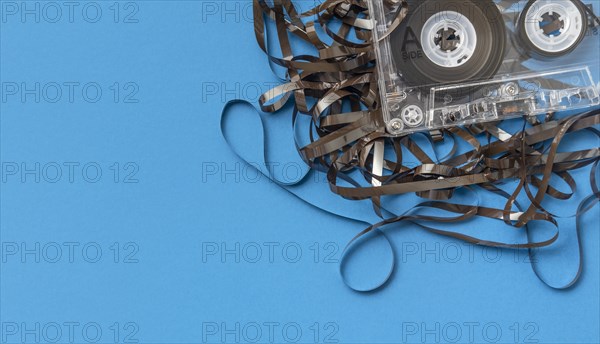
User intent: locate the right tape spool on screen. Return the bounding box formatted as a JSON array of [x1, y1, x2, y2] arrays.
[[516, 0, 588, 59]]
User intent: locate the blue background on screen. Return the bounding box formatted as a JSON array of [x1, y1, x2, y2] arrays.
[[0, 0, 599, 343]]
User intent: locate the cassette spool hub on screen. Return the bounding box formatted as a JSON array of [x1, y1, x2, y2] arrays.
[[390, 0, 507, 86], [517, 0, 588, 58]]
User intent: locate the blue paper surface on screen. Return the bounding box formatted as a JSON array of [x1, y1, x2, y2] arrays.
[[1, 1, 599, 343]]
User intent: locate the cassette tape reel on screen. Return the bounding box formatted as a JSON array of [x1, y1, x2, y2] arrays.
[[369, 0, 600, 136]]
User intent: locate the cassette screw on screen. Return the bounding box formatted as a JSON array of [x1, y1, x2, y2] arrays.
[[388, 118, 404, 134], [505, 83, 519, 96]]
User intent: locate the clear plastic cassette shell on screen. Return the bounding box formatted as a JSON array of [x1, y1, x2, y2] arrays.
[[368, 0, 600, 136]]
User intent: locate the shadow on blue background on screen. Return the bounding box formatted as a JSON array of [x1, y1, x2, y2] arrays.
[[0, 1, 599, 343]]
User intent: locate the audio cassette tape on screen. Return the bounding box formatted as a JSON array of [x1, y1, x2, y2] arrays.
[[369, 0, 600, 136]]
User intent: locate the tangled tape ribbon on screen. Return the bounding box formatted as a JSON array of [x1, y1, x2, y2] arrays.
[[221, 0, 600, 291]]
